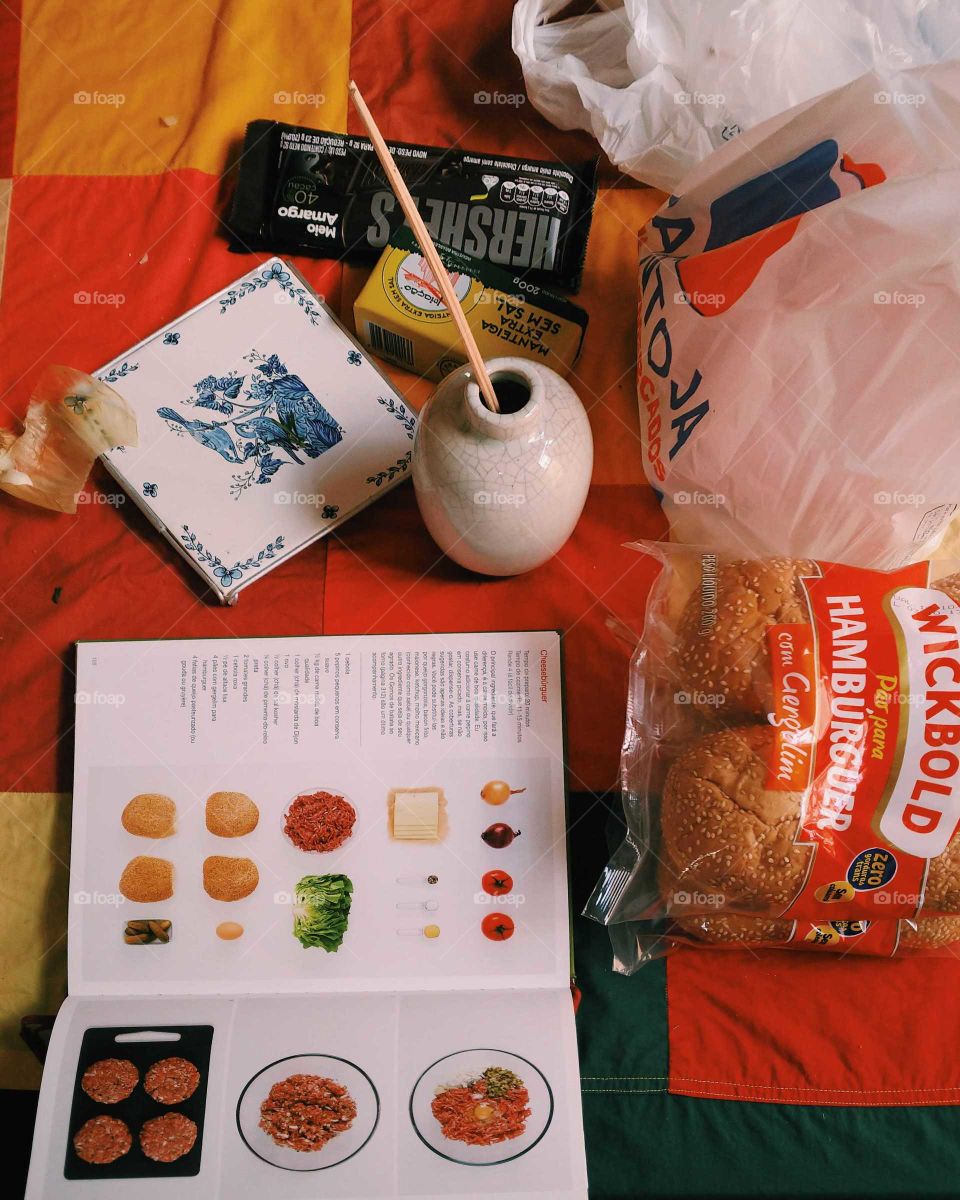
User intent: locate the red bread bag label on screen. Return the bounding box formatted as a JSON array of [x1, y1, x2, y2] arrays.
[[767, 623, 817, 792], [778, 560, 960, 919], [787, 918, 900, 956]]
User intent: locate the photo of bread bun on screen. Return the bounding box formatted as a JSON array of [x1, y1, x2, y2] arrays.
[[675, 557, 818, 719], [121, 793, 176, 838], [205, 791, 259, 838], [661, 724, 960, 915], [119, 855, 174, 903], [202, 855, 259, 901]]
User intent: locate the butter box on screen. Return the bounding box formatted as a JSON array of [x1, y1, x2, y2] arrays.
[[353, 227, 588, 380]]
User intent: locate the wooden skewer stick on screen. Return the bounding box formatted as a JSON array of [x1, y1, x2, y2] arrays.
[[348, 80, 500, 414]]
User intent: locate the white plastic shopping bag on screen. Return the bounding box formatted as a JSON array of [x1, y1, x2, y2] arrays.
[[513, 0, 957, 191], [635, 63, 960, 568]]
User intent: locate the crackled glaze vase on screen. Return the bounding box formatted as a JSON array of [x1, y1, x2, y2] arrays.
[[412, 357, 593, 576]]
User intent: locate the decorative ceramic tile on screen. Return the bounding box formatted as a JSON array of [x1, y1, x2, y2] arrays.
[[99, 258, 416, 602]]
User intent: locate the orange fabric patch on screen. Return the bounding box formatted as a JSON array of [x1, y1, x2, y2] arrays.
[[15, 0, 352, 177]]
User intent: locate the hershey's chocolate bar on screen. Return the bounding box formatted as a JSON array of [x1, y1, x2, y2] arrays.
[[228, 120, 597, 292]]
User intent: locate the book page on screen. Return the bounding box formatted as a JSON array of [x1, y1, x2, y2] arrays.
[[69, 632, 569, 996], [26, 989, 587, 1199]]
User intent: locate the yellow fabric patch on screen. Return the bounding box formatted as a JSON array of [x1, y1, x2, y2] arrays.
[[15, 0, 352, 177], [0, 792, 70, 1090]]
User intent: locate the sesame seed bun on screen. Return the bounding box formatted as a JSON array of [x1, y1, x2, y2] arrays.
[[121, 794, 176, 838], [674, 912, 960, 951], [675, 557, 819, 719], [119, 856, 174, 903], [205, 791, 259, 838], [675, 562, 960, 722], [900, 916, 960, 949], [661, 725, 811, 911], [202, 855, 259, 901], [662, 723, 960, 916], [674, 912, 793, 944]]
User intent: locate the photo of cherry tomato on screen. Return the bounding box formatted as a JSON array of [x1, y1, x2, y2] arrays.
[[482, 870, 514, 896], [481, 913, 516, 941]]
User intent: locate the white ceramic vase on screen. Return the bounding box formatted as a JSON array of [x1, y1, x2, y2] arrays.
[[412, 357, 594, 576]]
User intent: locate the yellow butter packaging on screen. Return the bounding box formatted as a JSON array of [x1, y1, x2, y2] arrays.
[[354, 227, 588, 380]]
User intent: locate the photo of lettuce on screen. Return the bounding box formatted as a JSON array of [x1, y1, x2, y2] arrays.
[[293, 874, 354, 951]]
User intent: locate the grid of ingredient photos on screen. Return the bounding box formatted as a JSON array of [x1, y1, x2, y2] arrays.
[[25, 631, 587, 1199]]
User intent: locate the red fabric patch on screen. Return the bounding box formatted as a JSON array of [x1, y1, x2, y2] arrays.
[[322, 484, 662, 792], [0, 171, 341, 406], [0, 172, 342, 793], [0, 0, 19, 178], [346, 0, 598, 164], [668, 947, 960, 1105]]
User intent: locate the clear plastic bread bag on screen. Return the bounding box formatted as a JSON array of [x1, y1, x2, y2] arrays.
[[585, 543, 960, 968], [606, 912, 960, 973]]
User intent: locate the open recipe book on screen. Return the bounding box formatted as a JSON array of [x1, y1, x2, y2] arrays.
[[26, 631, 588, 1199]]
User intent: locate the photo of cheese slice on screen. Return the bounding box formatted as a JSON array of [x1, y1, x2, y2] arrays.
[[390, 788, 443, 840]]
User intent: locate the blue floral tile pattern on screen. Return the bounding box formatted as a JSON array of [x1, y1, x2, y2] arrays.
[[367, 452, 412, 487], [218, 262, 323, 326], [179, 526, 285, 585], [97, 256, 416, 601], [157, 349, 345, 499], [100, 361, 138, 383], [377, 395, 416, 439]]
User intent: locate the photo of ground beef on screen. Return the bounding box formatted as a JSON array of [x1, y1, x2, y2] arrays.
[[72, 1115, 132, 1165], [284, 790, 357, 852], [259, 1073, 357, 1151], [80, 1057, 139, 1104], [139, 1112, 198, 1162], [143, 1056, 200, 1105]]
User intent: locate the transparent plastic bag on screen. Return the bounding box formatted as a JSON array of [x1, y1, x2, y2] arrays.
[[0, 366, 137, 513], [513, 1, 956, 191], [608, 912, 960, 974], [586, 543, 960, 944]]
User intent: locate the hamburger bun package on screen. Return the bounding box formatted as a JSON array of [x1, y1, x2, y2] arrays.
[[586, 544, 960, 966]]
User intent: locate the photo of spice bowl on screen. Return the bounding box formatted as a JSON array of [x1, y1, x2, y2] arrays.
[[409, 1049, 553, 1166], [236, 1053, 379, 1172]]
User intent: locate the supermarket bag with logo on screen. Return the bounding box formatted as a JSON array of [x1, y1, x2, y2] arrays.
[[585, 544, 960, 969], [635, 62, 960, 569]]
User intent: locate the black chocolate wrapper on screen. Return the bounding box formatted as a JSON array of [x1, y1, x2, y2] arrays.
[[228, 120, 597, 293]]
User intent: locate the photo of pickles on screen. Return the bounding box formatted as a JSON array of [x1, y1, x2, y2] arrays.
[[123, 919, 172, 946]]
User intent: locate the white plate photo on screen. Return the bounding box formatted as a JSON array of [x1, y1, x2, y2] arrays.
[[409, 1048, 553, 1166], [236, 1053, 379, 1171]]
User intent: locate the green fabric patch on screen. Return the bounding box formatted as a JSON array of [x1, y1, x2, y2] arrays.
[[570, 795, 960, 1196], [580, 1091, 960, 1198]]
